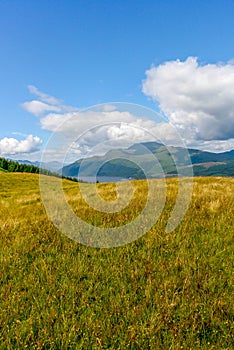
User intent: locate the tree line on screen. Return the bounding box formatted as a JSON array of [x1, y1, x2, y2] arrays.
[[0, 158, 42, 174], [0, 157, 78, 182]]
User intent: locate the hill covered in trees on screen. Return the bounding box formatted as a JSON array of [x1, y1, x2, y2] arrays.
[[0, 157, 78, 181], [0, 158, 54, 175]]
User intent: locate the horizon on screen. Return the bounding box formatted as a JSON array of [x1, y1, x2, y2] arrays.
[[5, 140, 234, 168]]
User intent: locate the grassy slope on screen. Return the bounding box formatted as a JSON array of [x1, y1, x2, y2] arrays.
[[0, 173, 233, 349]]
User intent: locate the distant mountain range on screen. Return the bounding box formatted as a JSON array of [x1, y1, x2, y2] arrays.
[[15, 160, 64, 172], [61, 142, 234, 179]]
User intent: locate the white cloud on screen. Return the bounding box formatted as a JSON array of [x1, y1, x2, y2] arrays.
[[189, 138, 234, 153], [38, 107, 188, 163], [40, 110, 141, 135], [39, 110, 172, 145], [107, 123, 146, 141], [22, 85, 78, 116], [0, 134, 42, 156], [28, 85, 62, 105], [102, 104, 117, 112], [142, 57, 234, 142], [22, 100, 61, 116]]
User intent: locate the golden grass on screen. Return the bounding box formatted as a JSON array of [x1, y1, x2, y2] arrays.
[[0, 172, 233, 349]]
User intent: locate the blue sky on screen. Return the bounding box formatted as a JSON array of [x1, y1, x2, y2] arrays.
[[1, 0, 234, 161]]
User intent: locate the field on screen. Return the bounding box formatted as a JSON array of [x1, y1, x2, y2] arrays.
[[0, 172, 233, 349]]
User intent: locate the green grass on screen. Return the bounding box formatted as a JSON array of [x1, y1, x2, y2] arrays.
[[0, 173, 233, 349]]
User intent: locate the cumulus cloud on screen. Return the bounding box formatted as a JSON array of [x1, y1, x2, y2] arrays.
[[40, 110, 141, 135], [39, 110, 155, 156], [39, 109, 175, 145], [38, 106, 187, 163], [142, 57, 234, 144], [0, 135, 42, 156], [107, 123, 146, 141]]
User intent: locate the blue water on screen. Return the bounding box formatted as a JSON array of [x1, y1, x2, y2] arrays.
[[78, 176, 128, 183]]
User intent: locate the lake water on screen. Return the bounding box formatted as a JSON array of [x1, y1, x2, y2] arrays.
[[78, 176, 129, 183]]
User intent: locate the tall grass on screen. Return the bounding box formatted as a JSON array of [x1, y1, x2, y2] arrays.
[[0, 172, 233, 349]]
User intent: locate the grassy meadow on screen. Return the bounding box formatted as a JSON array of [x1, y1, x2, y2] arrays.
[[0, 172, 233, 349]]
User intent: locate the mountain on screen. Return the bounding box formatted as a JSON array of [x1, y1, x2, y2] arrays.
[[16, 160, 64, 172], [61, 142, 234, 180]]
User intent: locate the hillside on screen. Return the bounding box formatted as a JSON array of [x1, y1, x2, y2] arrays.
[[61, 142, 234, 179], [0, 157, 50, 175], [0, 157, 77, 181], [0, 172, 233, 348]]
